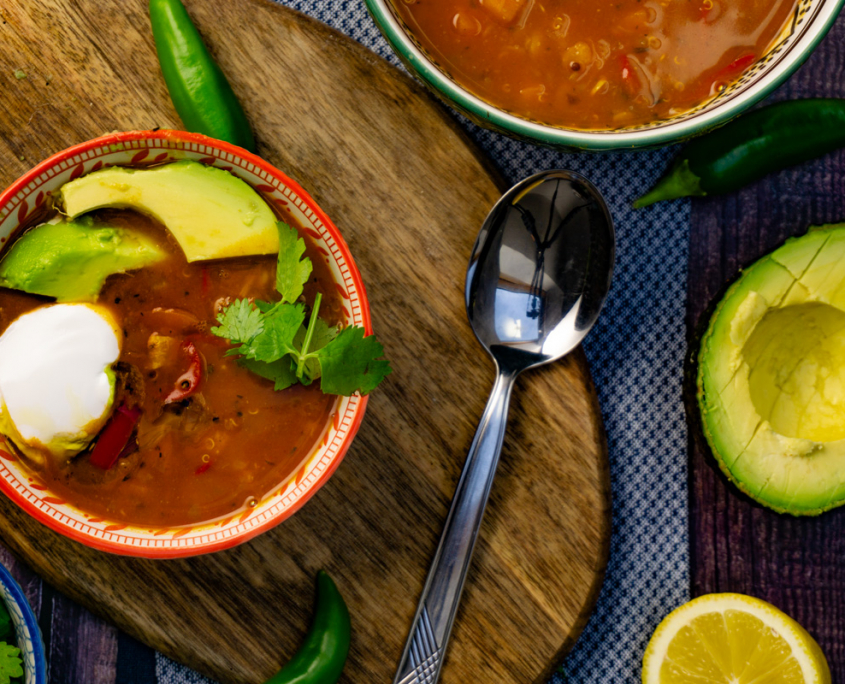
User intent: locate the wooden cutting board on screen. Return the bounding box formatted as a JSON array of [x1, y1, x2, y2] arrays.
[[687, 14, 845, 681], [0, 1, 610, 682]]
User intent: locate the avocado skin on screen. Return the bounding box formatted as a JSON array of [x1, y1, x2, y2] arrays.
[[697, 223, 845, 517], [0, 220, 167, 301]]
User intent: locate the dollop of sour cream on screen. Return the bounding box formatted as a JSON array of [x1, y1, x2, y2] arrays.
[[0, 303, 121, 460]]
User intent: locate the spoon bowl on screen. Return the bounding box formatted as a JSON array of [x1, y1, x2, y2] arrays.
[[466, 170, 614, 369], [394, 170, 614, 684]]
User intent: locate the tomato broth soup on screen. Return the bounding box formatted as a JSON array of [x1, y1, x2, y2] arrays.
[[393, 0, 799, 129], [0, 207, 343, 528]]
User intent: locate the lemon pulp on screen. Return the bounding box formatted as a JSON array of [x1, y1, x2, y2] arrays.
[[643, 594, 830, 684]]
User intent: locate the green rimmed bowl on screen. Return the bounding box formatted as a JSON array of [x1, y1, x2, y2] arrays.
[[364, 0, 845, 150]]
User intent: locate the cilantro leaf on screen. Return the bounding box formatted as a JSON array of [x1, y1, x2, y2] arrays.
[[276, 222, 312, 304], [211, 299, 264, 344], [238, 357, 298, 391], [308, 318, 340, 352], [315, 326, 391, 395], [0, 642, 22, 684], [248, 302, 305, 362], [294, 318, 339, 382], [211, 223, 390, 398]]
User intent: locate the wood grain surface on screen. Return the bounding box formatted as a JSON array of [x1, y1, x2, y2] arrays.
[[0, 1, 610, 682], [687, 10, 845, 680]]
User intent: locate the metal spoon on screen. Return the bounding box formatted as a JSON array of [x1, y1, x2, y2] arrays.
[[393, 170, 615, 684]]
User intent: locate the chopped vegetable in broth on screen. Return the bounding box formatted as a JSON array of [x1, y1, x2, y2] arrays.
[[393, 0, 799, 129]]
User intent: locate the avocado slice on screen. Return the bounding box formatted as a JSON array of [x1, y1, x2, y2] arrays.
[[60, 160, 279, 262], [0, 219, 167, 302], [698, 223, 845, 515]]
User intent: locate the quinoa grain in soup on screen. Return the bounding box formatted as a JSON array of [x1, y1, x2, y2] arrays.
[[0, 160, 390, 528], [393, 0, 799, 129]]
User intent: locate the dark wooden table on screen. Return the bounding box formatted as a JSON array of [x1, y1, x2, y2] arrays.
[[688, 10, 845, 681]]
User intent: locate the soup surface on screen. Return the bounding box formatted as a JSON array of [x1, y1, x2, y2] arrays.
[[0, 208, 342, 527], [393, 0, 799, 129]]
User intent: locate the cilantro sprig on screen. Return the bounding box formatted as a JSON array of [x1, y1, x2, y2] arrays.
[[211, 222, 390, 396], [0, 641, 23, 684]]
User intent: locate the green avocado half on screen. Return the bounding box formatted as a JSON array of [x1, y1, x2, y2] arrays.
[[698, 223, 845, 515], [0, 160, 283, 301], [0, 219, 167, 301], [60, 160, 279, 262]]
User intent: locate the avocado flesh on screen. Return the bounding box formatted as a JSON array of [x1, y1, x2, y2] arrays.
[[0, 219, 167, 302], [698, 224, 845, 515], [60, 160, 279, 262]]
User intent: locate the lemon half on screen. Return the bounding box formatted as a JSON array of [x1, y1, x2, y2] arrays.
[[642, 594, 830, 684]]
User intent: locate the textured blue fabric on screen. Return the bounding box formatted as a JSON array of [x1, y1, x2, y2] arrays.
[[156, 2, 691, 681]]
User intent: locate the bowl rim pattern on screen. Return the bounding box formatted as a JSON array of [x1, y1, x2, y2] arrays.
[[0, 561, 47, 684], [0, 130, 372, 558]]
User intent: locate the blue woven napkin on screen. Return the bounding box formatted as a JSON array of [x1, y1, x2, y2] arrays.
[[156, 1, 691, 680]]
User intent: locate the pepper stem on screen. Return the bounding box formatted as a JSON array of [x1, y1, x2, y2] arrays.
[[633, 159, 705, 209]]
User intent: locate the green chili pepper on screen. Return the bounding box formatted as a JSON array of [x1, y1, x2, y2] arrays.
[[634, 99, 845, 209], [149, 0, 256, 151], [264, 570, 351, 684]]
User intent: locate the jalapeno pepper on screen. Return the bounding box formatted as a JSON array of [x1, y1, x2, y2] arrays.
[[264, 571, 351, 684], [634, 99, 845, 208], [149, 0, 256, 151]]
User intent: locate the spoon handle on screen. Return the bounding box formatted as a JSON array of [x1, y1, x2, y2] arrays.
[[393, 368, 518, 684]]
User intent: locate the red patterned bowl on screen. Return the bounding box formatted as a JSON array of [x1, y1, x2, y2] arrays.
[[0, 130, 371, 558]]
